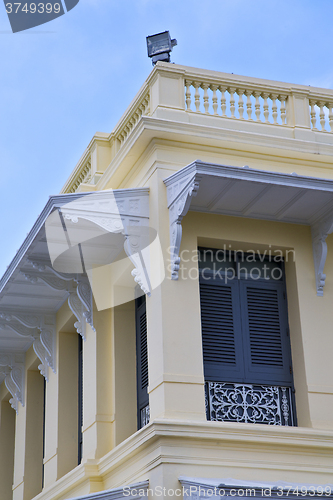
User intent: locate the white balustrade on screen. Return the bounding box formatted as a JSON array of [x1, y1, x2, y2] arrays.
[[309, 99, 333, 132], [116, 92, 150, 146], [184, 80, 289, 126], [70, 158, 92, 193]]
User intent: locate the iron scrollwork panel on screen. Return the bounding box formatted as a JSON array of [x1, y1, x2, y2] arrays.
[[206, 382, 295, 426]]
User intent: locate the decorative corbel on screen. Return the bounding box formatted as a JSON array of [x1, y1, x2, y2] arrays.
[[124, 228, 151, 296], [68, 278, 95, 340], [27, 258, 77, 281], [165, 173, 202, 279], [76, 277, 95, 334], [0, 354, 25, 412], [311, 213, 333, 296], [21, 260, 96, 337], [0, 312, 56, 380], [19, 270, 71, 292]]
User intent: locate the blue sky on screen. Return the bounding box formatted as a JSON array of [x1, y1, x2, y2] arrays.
[[1, 0, 333, 278]]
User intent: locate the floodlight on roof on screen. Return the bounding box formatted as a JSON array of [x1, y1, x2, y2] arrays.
[[146, 31, 177, 65]]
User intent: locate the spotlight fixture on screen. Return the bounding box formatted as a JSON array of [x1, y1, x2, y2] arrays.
[[146, 31, 177, 65]]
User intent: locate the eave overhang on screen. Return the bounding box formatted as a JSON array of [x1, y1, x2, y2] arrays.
[[0, 188, 150, 411], [164, 160, 333, 295]]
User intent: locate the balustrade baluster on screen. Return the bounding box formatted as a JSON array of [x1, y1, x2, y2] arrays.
[[309, 100, 318, 130], [237, 89, 244, 119], [185, 80, 192, 111], [194, 82, 201, 112], [229, 87, 236, 118], [328, 104, 333, 132], [129, 118, 135, 130], [270, 94, 278, 124], [211, 85, 218, 115], [263, 93, 270, 123], [203, 83, 210, 114], [280, 95, 287, 125], [254, 91, 261, 121], [319, 102, 326, 131], [245, 90, 253, 120], [220, 86, 227, 116]]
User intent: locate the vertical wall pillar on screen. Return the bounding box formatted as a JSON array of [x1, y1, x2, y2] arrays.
[[12, 388, 26, 500], [146, 169, 206, 421], [82, 307, 114, 461], [43, 304, 80, 486], [43, 366, 58, 487], [113, 301, 137, 444], [57, 332, 79, 479], [23, 370, 44, 500], [0, 396, 15, 499], [288, 90, 312, 140], [12, 351, 44, 500]]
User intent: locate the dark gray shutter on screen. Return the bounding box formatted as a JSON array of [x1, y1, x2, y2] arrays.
[[239, 281, 293, 385], [199, 277, 245, 382], [136, 297, 149, 427]]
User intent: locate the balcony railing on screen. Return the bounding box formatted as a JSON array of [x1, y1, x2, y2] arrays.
[[68, 154, 92, 194], [205, 382, 295, 426], [185, 82, 288, 126], [62, 62, 333, 194]]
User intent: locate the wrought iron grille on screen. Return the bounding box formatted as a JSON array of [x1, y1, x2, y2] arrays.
[[140, 404, 150, 428], [206, 382, 295, 426]]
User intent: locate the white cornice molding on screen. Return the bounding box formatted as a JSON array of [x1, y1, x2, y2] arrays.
[[164, 160, 333, 293], [0, 353, 25, 412]]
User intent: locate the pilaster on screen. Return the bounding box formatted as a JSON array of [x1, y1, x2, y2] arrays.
[[82, 307, 114, 460], [146, 168, 206, 421], [0, 395, 15, 500]]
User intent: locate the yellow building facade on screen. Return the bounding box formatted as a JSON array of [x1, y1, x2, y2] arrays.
[[1, 62, 333, 500]]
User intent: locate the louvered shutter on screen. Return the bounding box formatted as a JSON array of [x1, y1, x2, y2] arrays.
[[199, 276, 245, 382], [239, 281, 292, 385], [136, 297, 149, 426]]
